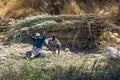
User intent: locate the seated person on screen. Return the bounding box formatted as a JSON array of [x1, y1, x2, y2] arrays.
[[25, 30, 46, 58], [45, 34, 61, 55]]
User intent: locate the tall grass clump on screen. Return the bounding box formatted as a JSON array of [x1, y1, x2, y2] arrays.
[[0, 57, 120, 80]]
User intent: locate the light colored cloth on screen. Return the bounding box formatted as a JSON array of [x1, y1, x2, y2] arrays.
[[31, 47, 53, 58], [45, 38, 61, 51], [45, 38, 61, 46], [40, 50, 53, 56], [35, 33, 40, 36], [31, 47, 40, 58], [104, 47, 120, 60]]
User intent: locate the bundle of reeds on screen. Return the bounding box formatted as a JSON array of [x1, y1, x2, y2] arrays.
[[4, 15, 111, 52]]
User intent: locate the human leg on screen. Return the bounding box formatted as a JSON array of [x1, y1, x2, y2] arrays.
[[31, 47, 40, 58]]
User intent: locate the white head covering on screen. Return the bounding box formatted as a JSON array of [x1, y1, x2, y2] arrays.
[[35, 33, 40, 36]]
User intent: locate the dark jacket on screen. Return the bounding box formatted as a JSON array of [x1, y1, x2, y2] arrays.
[[29, 34, 46, 48]]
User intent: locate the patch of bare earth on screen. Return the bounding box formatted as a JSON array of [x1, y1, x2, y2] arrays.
[[0, 43, 106, 68]]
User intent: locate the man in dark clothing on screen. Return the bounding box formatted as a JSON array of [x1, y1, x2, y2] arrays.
[[25, 30, 46, 58], [45, 34, 61, 55]]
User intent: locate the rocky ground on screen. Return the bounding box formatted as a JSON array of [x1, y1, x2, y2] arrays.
[[0, 42, 105, 66]]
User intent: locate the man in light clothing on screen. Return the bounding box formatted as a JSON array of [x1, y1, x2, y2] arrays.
[[25, 30, 46, 58], [45, 34, 61, 55]]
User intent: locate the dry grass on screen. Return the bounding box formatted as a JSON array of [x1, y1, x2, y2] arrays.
[[0, 46, 120, 80], [62, 1, 83, 14], [0, 0, 119, 18]]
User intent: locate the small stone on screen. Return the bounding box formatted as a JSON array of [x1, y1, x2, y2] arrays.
[[104, 47, 120, 61], [65, 48, 71, 54]]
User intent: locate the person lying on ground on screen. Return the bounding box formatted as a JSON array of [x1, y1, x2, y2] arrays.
[[25, 30, 46, 58], [45, 34, 61, 55]]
